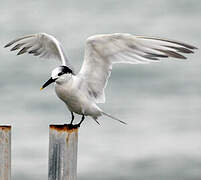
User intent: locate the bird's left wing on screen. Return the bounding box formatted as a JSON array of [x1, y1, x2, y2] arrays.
[[78, 33, 197, 103], [4, 33, 71, 67]]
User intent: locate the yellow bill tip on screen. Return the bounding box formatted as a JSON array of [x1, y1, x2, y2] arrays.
[[40, 87, 43, 91]]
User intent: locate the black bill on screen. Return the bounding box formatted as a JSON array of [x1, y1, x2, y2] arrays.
[[40, 77, 55, 90]]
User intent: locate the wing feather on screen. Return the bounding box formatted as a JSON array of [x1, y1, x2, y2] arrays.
[[4, 33, 72, 68], [79, 33, 197, 103]]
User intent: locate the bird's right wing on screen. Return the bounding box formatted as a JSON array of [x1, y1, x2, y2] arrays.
[[4, 33, 72, 68], [78, 33, 197, 104]]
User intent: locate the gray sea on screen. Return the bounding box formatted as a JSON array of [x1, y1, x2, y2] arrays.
[[0, 0, 201, 179]]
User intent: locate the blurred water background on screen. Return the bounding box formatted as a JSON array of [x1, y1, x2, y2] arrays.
[[0, 0, 201, 179]]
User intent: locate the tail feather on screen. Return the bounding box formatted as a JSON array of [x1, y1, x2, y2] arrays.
[[101, 112, 127, 125], [93, 118, 101, 125]]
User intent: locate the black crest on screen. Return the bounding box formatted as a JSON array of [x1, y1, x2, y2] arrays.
[[59, 66, 74, 76]]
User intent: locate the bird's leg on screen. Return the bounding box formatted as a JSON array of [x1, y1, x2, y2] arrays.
[[70, 112, 74, 124], [77, 115, 85, 127]]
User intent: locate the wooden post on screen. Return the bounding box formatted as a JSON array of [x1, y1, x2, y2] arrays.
[[0, 126, 11, 180], [48, 124, 79, 180]]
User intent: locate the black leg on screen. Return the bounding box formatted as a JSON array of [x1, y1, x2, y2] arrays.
[[70, 112, 74, 124], [78, 115, 85, 127]]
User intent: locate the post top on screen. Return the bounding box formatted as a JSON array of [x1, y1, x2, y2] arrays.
[[50, 124, 79, 133], [0, 125, 11, 131]]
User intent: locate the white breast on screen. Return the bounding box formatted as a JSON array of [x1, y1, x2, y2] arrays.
[[55, 75, 101, 117], [55, 77, 81, 114]]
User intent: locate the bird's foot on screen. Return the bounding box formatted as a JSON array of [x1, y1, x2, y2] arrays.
[[73, 123, 81, 128], [63, 123, 80, 129]]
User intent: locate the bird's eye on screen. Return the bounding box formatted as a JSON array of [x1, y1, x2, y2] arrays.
[[58, 72, 64, 76]]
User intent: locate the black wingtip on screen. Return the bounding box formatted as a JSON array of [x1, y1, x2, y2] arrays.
[[16, 47, 30, 55], [154, 48, 187, 60], [4, 43, 10, 48]]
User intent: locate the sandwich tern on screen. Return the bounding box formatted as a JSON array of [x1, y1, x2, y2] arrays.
[[4, 33, 197, 126]]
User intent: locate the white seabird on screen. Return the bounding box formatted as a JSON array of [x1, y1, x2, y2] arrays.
[[4, 33, 197, 126]]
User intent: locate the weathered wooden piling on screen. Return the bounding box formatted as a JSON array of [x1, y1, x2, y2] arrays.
[[48, 124, 79, 180], [0, 126, 11, 180]]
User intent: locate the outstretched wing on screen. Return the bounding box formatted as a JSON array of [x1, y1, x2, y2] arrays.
[[79, 33, 197, 103], [4, 33, 72, 67]]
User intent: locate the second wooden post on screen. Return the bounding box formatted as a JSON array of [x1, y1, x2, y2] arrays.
[[48, 124, 78, 180]]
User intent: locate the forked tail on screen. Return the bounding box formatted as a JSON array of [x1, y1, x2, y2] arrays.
[[101, 111, 127, 125]]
